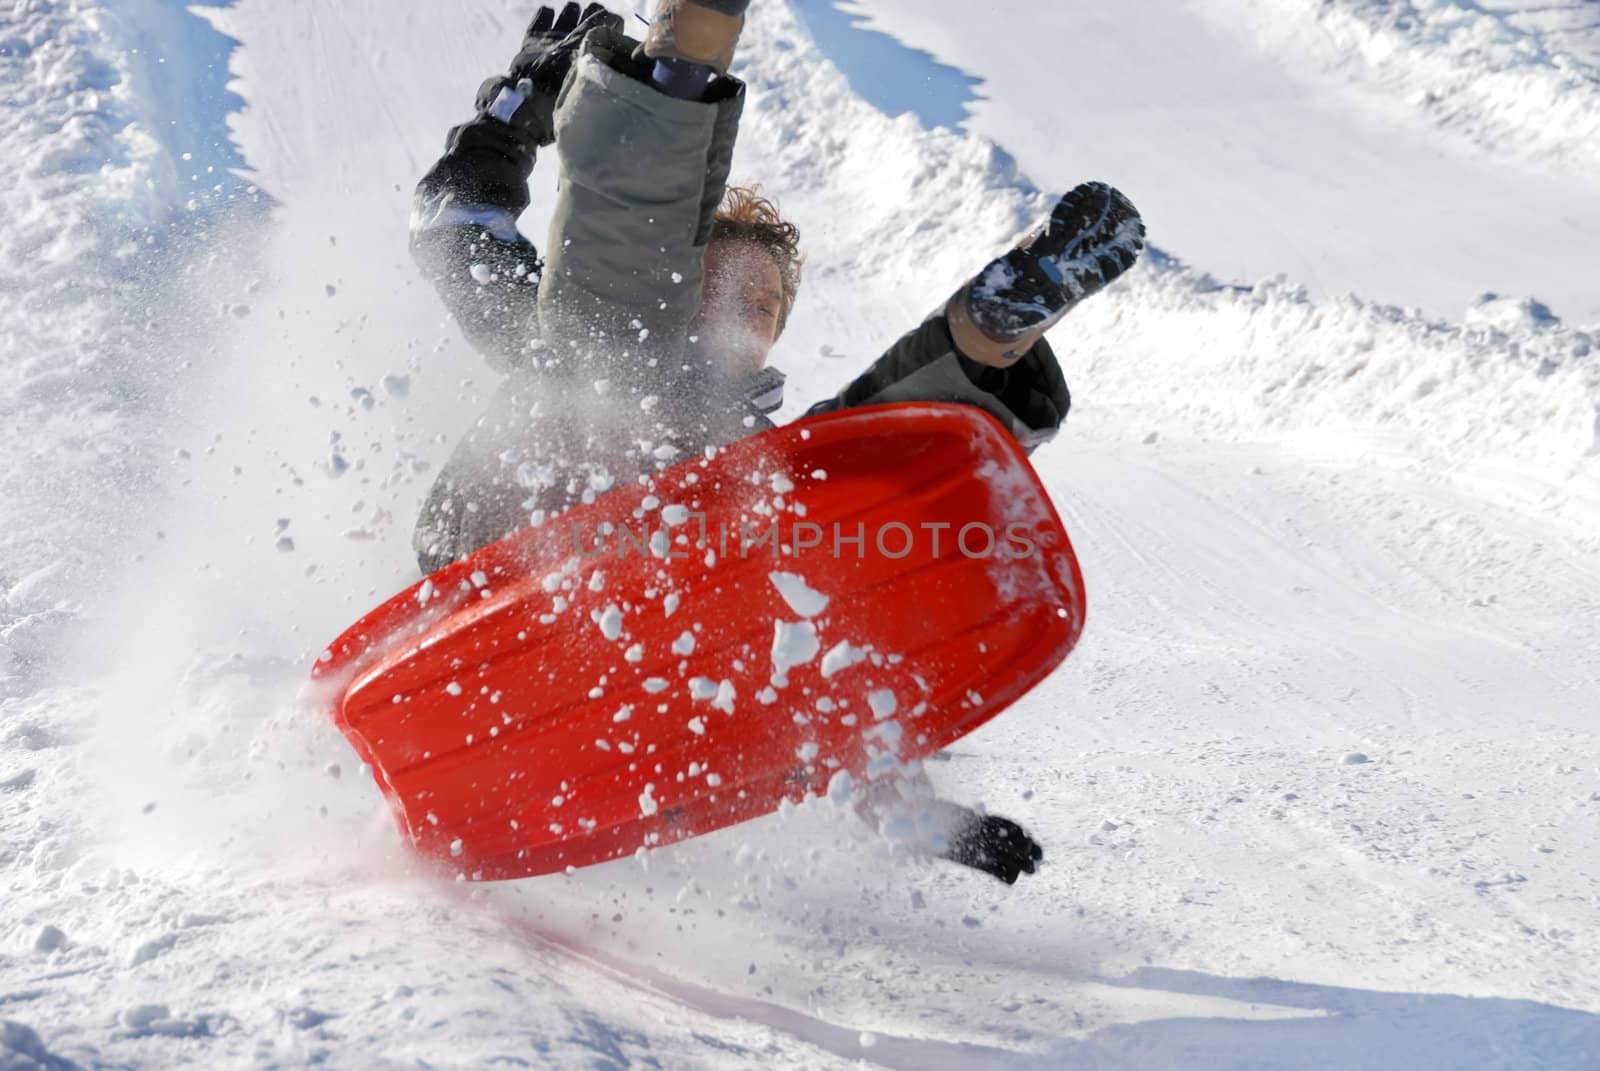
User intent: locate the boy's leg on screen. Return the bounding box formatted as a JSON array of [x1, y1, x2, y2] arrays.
[[805, 313, 1074, 452], [642, 0, 748, 77], [804, 183, 1144, 452], [949, 182, 1145, 367], [535, 9, 747, 385]]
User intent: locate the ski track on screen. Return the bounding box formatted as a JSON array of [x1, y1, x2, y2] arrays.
[[2, 0, 1599, 1068]]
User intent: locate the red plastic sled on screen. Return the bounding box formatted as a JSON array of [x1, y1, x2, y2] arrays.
[[312, 403, 1085, 879]]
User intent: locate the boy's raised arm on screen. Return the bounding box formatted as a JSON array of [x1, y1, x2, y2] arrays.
[[410, 5, 622, 374]]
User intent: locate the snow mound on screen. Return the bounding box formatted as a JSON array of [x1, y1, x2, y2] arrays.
[[0, 0, 264, 693], [1072, 259, 1599, 528]]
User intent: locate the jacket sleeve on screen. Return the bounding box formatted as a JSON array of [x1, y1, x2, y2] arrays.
[[410, 77, 546, 374], [803, 312, 1071, 452]]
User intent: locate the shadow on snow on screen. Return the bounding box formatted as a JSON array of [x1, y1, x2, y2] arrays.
[[790, 0, 983, 131], [1055, 967, 1600, 1071]]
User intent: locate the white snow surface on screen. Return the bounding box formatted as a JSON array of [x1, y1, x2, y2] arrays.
[[2, 1, 1598, 1068]]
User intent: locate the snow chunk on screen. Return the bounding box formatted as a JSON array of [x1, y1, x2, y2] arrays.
[[868, 719, 903, 752], [769, 571, 829, 617], [868, 689, 898, 720], [597, 604, 623, 641], [671, 630, 696, 656], [821, 641, 870, 678], [639, 784, 658, 816], [771, 620, 820, 679]]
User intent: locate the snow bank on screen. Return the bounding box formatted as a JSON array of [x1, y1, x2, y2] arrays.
[[0, 0, 264, 692], [1217, 0, 1600, 174], [1071, 260, 1600, 531], [0, 0, 161, 687]]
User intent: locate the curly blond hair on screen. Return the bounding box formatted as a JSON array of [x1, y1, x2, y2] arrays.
[[710, 185, 803, 335]]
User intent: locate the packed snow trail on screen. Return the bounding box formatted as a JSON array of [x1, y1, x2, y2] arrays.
[[2, 0, 1598, 1068]]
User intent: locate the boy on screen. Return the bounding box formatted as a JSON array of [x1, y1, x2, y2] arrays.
[[409, 2, 1145, 883]]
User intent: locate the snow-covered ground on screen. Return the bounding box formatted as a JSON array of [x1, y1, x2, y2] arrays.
[[3, 1, 1597, 1067]]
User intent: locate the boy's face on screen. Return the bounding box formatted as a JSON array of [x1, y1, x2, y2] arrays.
[[693, 239, 783, 380]]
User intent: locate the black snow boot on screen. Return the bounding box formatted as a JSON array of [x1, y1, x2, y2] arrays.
[[949, 181, 1145, 366]]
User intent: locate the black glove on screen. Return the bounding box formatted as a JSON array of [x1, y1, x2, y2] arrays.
[[942, 812, 1043, 885], [477, 3, 623, 148], [510, 3, 620, 82]]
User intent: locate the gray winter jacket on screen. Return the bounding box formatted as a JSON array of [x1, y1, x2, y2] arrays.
[[408, 27, 1069, 575]]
